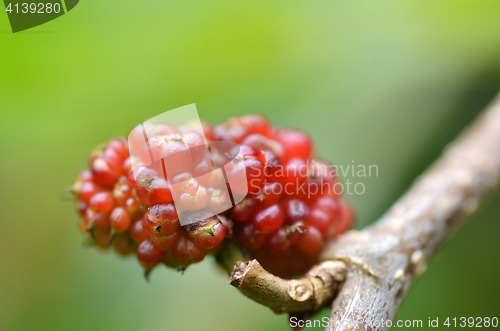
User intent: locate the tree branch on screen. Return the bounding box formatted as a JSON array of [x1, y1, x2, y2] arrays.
[[228, 92, 500, 329], [230, 259, 346, 314], [321, 93, 500, 330]]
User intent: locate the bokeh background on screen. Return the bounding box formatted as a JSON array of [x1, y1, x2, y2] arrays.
[[1, 1, 499, 330]]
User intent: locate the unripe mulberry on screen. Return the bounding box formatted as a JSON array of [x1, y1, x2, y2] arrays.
[[71, 114, 355, 278]]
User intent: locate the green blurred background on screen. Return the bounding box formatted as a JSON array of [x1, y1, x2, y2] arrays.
[[1, 1, 499, 330]]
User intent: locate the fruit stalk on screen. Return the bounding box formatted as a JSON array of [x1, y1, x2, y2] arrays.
[[230, 259, 346, 314]]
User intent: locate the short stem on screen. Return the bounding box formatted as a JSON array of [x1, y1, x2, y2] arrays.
[[230, 259, 346, 314], [216, 239, 249, 275]]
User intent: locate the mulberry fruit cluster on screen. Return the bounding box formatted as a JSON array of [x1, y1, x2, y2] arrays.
[[72, 115, 355, 278]]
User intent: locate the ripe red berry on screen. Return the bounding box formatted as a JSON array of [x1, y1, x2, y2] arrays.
[[214, 115, 270, 143], [266, 228, 291, 253], [134, 186, 152, 206], [91, 157, 120, 187], [122, 157, 136, 177], [304, 159, 337, 200], [206, 187, 231, 213], [79, 170, 93, 182], [171, 175, 209, 212], [125, 197, 143, 220], [280, 158, 307, 197], [77, 181, 104, 203], [178, 121, 213, 142], [130, 220, 149, 243], [241, 134, 284, 161], [111, 207, 131, 233], [232, 197, 258, 222], [130, 165, 150, 184], [235, 222, 269, 250], [113, 176, 132, 206], [241, 114, 269, 136], [284, 199, 310, 224], [77, 202, 88, 216], [259, 149, 282, 181], [137, 239, 165, 268], [132, 167, 174, 206], [308, 208, 334, 237], [185, 217, 227, 249], [252, 204, 285, 232], [150, 230, 180, 251], [171, 174, 200, 211], [107, 138, 129, 162], [138, 135, 165, 165], [85, 209, 111, 231], [148, 177, 173, 204], [216, 214, 234, 237], [144, 217, 180, 237], [213, 117, 247, 143], [277, 129, 313, 165], [241, 147, 265, 194], [200, 121, 215, 141], [293, 225, 324, 257], [182, 131, 206, 163], [192, 158, 211, 178], [254, 181, 282, 207], [186, 240, 207, 264], [314, 196, 340, 218], [147, 203, 178, 224], [89, 192, 115, 213], [173, 231, 207, 265], [143, 133, 194, 176], [144, 205, 179, 236]]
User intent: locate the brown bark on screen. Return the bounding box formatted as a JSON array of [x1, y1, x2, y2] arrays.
[[229, 93, 500, 330], [321, 92, 500, 330], [230, 260, 346, 314]]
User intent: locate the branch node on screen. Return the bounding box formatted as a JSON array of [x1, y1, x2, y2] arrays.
[[229, 259, 346, 314]]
